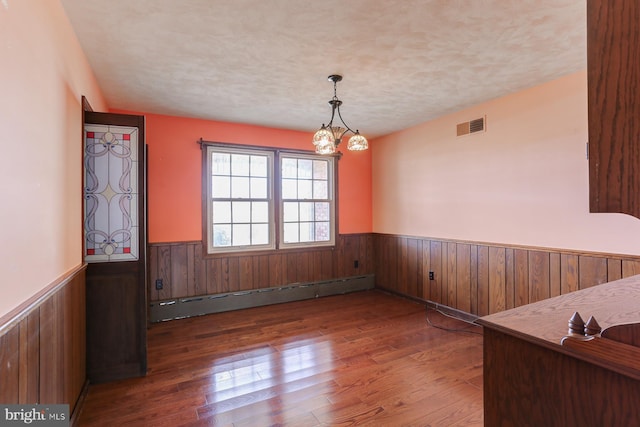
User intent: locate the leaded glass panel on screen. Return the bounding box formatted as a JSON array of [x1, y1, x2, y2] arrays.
[[84, 124, 139, 262]]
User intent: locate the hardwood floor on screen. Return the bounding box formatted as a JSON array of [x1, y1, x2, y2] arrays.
[[78, 290, 483, 426]]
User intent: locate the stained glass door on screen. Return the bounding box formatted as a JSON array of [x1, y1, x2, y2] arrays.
[[83, 111, 147, 383]]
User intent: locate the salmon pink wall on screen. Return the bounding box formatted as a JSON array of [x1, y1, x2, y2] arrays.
[[372, 71, 640, 256], [0, 0, 107, 319], [111, 111, 372, 243]]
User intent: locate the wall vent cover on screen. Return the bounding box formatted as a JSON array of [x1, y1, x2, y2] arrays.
[[457, 117, 485, 136]]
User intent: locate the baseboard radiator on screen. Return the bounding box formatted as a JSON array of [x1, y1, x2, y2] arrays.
[[150, 274, 375, 322]]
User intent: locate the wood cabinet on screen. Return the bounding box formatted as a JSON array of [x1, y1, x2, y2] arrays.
[[481, 328, 640, 426], [587, 0, 640, 219], [478, 274, 640, 426]]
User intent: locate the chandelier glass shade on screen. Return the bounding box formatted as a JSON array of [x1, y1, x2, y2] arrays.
[[312, 75, 368, 154], [347, 132, 368, 151]]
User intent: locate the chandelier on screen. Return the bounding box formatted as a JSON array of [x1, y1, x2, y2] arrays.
[[312, 75, 368, 154]]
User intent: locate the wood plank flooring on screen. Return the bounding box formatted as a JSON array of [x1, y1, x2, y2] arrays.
[[78, 290, 483, 426]]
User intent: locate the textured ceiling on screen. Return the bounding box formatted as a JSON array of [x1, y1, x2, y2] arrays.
[[61, 0, 586, 138]]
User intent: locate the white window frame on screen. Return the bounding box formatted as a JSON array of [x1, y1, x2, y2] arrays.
[[278, 152, 336, 249], [203, 143, 336, 254], [205, 145, 276, 254]]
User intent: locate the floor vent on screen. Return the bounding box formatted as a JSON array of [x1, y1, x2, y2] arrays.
[[149, 274, 375, 322], [456, 116, 485, 136]]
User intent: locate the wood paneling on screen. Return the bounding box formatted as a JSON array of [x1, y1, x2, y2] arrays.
[[504, 248, 515, 310], [388, 236, 398, 294], [148, 234, 374, 302], [550, 253, 561, 298], [86, 263, 146, 383], [561, 253, 579, 294], [488, 247, 506, 314], [157, 245, 172, 300], [228, 257, 240, 292], [430, 241, 443, 305], [421, 240, 431, 301], [170, 244, 188, 298], [0, 326, 19, 402], [446, 243, 457, 307], [0, 266, 85, 414], [39, 296, 61, 403], [397, 237, 410, 295], [477, 246, 489, 317], [608, 258, 623, 282], [374, 234, 640, 317], [456, 244, 471, 313], [150, 234, 640, 319], [514, 249, 528, 308], [529, 251, 550, 304], [22, 311, 40, 404], [623, 259, 640, 278], [407, 238, 419, 298], [579, 255, 608, 289]]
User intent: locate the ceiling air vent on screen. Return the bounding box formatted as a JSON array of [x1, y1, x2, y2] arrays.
[[456, 116, 486, 137]]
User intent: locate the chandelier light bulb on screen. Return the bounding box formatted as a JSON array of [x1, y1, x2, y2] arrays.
[[315, 140, 336, 155]]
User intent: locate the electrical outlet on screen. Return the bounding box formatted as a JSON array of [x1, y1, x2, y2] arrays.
[[155, 279, 163, 290], [429, 271, 434, 281]]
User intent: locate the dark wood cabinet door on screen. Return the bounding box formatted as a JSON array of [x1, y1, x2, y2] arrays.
[[83, 111, 147, 383], [587, 0, 640, 218]]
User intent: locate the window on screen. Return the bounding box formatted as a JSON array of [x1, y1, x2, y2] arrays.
[[205, 146, 275, 253], [280, 154, 335, 248], [204, 144, 335, 254]]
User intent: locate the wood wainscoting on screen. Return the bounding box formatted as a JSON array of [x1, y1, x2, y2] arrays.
[[373, 233, 640, 317], [149, 233, 640, 319], [148, 234, 373, 302], [0, 264, 86, 418]]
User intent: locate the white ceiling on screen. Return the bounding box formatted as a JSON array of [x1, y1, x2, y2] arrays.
[[60, 0, 586, 138]]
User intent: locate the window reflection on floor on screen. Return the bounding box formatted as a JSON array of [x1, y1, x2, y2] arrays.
[[208, 339, 334, 405]]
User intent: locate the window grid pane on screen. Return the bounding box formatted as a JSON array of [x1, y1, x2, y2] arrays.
[[280, 156, 333, 245], [315, 222, 330, 241], [209, 148, 272, 250]]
